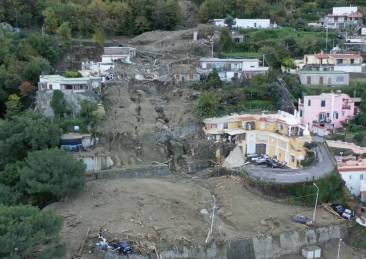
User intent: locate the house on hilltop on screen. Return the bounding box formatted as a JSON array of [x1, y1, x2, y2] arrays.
[[323, 6, 363, 29], [298, 92, 357, 136], [198, 58, 269, 81], [102, 46, 136, 64], [38, 75, 102, 93], [202, 111, 311, 169]]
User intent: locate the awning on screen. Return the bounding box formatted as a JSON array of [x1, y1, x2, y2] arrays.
[[224, 128, 246, 136]]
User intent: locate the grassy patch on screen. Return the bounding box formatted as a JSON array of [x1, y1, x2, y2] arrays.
[[348, 224, 366, 249], [220, 51, 260, 59]]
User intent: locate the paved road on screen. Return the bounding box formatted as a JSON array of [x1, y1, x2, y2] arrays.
[[244, 141, 336, 183]]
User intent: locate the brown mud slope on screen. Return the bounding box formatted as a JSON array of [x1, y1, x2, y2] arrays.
[[48, 176, 343, 258], [99, 82, 199, 167]]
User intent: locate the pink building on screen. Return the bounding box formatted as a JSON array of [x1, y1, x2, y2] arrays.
[[298, 92, 356, 136]]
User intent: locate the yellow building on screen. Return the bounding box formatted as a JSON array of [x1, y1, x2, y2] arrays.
[[203, 111, 312, 169]]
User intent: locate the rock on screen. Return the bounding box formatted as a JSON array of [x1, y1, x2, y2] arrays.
[[200, 209, 209, 215]]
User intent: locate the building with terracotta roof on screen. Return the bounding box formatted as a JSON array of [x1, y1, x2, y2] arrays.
[[303, 51, 365, 73], [323, 6, 363, 29], [202, 111, 312, 168]]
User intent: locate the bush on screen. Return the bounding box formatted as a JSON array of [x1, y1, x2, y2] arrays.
[[18, 148, 86, 207], [0, 205, 65, 258], [63, 71, 82, 78], [0, 112, 61, 170], [196, 93, 220, 118]]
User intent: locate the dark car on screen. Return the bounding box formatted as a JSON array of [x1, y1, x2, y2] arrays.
[[292, 215, 312, 225], [331, 204, 354, 220], [111, 241, 133, 255]]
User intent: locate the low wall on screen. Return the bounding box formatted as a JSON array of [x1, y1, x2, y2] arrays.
[[96, 224, 346, 259], [85, 165, 170, 180]]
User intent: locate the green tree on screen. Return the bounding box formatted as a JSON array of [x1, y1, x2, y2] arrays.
[[0, 112, 61, 169], [63, 71, 82, 78], [198, 0, 226, 22], [43, 8, 58, 33], [0, 205, 65, 258], [19, 148, 85, 206], [196, 92, 220, 118], [5, 94, 21, 118], [207, 70, 222, 88], [56, 22, 72, 44], [93, 27, 105, 47], [80, 100, 98, 129], [22, 57, 51, 85], [50, 90, 69, 119]]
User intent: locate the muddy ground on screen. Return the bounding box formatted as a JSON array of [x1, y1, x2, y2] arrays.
[[48, 175, 343, 258]]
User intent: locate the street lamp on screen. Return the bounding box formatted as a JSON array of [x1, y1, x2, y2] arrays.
[[312, 182, 319, 224], [336, 238, 342, 259]]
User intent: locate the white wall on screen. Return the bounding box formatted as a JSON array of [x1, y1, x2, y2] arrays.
[[340, 170, 366, 197], [334, 65, 363, 73], [234, 19, 271, 29]]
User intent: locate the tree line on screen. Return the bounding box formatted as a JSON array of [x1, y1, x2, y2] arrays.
[[197, 0, 366, 26], [1, 0, 181, 37]]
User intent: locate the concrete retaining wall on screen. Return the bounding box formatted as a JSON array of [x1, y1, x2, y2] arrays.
[[96, 224, 346, 259], [86, 165, 170, 180]]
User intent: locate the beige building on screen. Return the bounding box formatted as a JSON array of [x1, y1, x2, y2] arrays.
[[203, 111, 312, 169]]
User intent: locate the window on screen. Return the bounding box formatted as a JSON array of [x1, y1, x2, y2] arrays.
[[223, 123, 228, 129], [308, 99, 311, 106], [361, 174, 364, 180], [351, 59, 354, 64], [333, 112, 338, 119], [48, 84, 53, 90], [321, 100, 326, 107], [349, 175, 352, 180], [336, 59, 343, 64], [307, 76, 311, 85], [300, 110, 303, 117], [336, 76, 344, 83]]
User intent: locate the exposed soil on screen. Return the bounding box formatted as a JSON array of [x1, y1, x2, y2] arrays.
[[47, 175, 343, 258]]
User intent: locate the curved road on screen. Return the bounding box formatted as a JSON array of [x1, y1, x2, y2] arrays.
[[244, 140, 336, 183]]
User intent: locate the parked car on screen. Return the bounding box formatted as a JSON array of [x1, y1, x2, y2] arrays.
[[111, 241, 133, 255], [292, 215, 312, 225], [331, 204, 354, 220]]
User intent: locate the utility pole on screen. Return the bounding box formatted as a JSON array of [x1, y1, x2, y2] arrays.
[[336, 238, 342, 259], [325, 26, 329, 51], [312, 182, 319, 224]]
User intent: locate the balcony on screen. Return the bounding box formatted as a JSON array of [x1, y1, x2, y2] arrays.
[[342, 105, 351, 110]]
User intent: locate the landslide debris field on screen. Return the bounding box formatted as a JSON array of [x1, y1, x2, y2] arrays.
[[48, 175, 341, 258]]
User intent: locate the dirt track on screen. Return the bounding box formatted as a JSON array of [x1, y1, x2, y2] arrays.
[[47, 175, 342, 258]]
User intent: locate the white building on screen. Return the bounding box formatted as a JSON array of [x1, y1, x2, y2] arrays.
[[199, 58, 269, 81], [81, 61, 114, 77], [38, 75, 102, 92], [101, 46, 136, 64], [210, 18, 276, 29], [337, 157, 366, 201], [323, 6, 363, 29]]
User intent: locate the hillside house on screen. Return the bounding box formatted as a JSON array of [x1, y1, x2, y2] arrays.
[[337, 157, 366, 201], [199, 58, 269, 81], [170, 64, 200, 82], [323, 6, 363, 29], [298, 70, 349, 86], [101, 46, 136, 64], [344, 27, 366, 52], [210, 18, 276, 29], [38, 75, 102, 93], [203, 111, 311, 169], [298, 92, 356, 136], [303, 51, 365, 73]]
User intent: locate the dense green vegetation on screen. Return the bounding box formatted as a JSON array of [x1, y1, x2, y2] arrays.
[[0, 0, 181, 37], [197, 0, 366, 26], [196, 72, 281, 117], [220, 27, 335, 68], [0, 205, 65, 259]]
